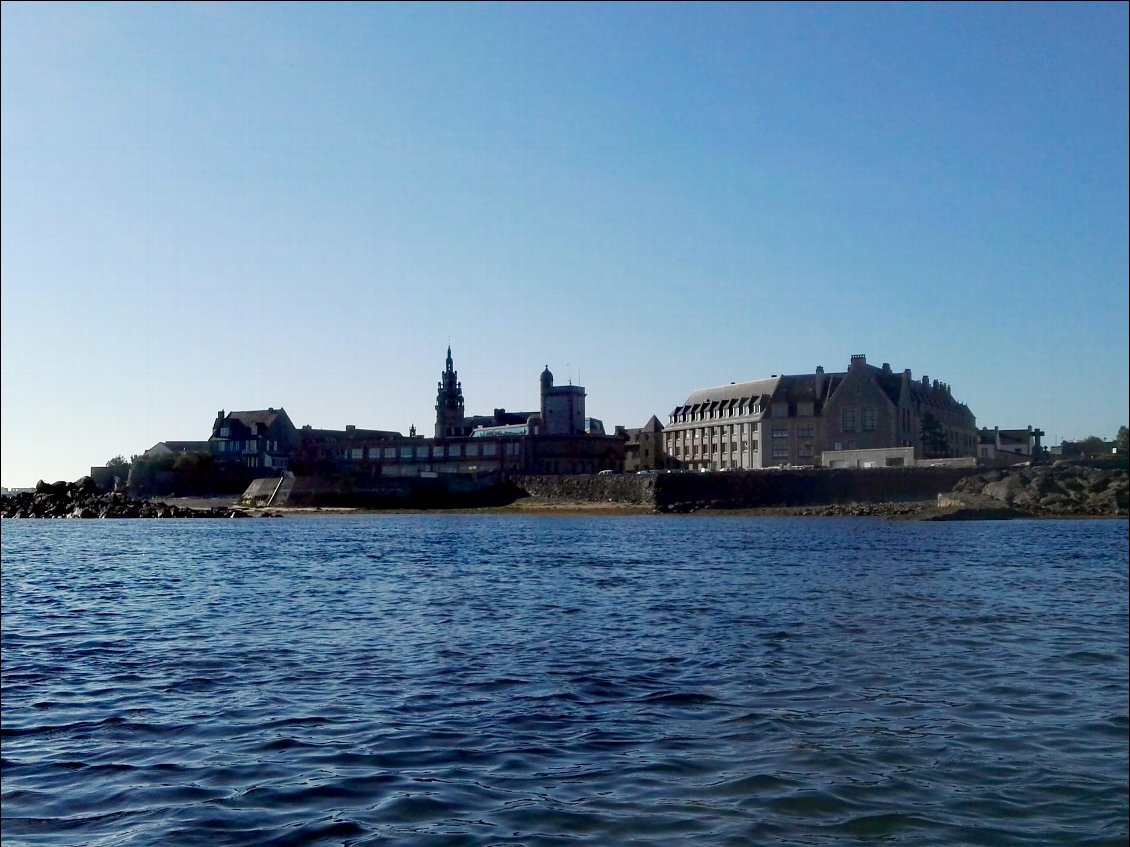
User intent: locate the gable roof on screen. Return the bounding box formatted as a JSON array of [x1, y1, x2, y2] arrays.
[[224, 408, 293, 429]]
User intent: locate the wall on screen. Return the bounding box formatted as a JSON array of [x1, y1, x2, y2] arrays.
[[651, 467, 981, 510], [509, 473, 657, 505], [512, 467, 982, 510], [821, 447, 915, 468]]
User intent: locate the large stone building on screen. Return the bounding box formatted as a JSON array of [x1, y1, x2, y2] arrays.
[[663, 354, 978, 470]]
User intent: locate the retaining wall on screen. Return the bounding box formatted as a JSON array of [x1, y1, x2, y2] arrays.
[[513, 467, 982, 510]]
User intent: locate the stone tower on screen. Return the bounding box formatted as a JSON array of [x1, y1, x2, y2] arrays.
[[435, 346, 465, 438]]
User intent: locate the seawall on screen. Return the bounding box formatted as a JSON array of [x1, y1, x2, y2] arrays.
[[512, 467, 983, 511]]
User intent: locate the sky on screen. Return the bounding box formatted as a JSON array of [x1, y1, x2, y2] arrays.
[[2, 2, 1127, 488]]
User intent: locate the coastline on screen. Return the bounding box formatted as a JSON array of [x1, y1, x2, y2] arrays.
[[157, 496, 1126, 520]]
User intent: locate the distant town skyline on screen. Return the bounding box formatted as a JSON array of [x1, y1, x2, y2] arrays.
[[3, 3, 1127, 488]]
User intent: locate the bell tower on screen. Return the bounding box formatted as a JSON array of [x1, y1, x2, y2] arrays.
[[435, 346, 465, 438]]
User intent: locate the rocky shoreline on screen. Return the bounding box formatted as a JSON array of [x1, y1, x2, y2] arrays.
[[0, 478, 273, 519], [3, 463, 1125, 520]]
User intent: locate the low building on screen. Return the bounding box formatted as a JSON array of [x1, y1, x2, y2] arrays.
[[821, 446, 916, 469], [978, 426, 1044, 461]]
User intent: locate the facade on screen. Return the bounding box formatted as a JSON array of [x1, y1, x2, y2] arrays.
[[621, 415, 668, 472], [212, 350, 624, 479], [664, 354, 978, 470], [978, 426, 1043, 461], [821, 446, 916, 468], [209, 408, 299, 470]]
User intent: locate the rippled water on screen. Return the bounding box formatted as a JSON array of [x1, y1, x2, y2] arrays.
[[2, 516, 1127, 846]]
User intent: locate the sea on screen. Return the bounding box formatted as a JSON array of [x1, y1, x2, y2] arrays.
[[1, 515, 1127, 847]]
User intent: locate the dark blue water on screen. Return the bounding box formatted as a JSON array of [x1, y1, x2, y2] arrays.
[[2, 516, 1127, 847]]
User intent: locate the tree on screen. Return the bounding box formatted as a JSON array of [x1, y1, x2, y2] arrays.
[[1116, 426, 1129, 453], [920, 413, 948, 458], [105, 455, 131, 485]]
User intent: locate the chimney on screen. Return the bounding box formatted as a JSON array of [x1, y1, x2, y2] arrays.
[[922, 375, 929, 386], [882, 362, 891, 374], [850, 354, 867, 370], [346, 424, 356, 432], [814, 365, 825, 398]]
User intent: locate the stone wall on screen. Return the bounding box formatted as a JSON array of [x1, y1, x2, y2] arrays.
[[509, 474, 657, 505], [511, 467, 982, 510], [649, 467, 982, 511]]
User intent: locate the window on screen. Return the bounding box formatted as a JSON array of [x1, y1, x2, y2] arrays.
[[842, 407, 856, 432], [772, 404, 788, 418], [772, 428, 789, 438], [797, 402, 814, 417], [772, 447, 789, 459], [483, 442, 497, 456], [797, 426, 814, 438], [798, 444, 813, 457], [219, 427, 230, 437], [351, 448, 363, 460], [862, 407, 876, 432], [751, 440, 759, 452]]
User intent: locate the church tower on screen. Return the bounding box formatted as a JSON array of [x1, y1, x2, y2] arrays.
[[435, 346, 465, 438]]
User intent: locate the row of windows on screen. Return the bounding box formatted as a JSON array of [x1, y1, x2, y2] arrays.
[[320, 441, 522, 461], [215, 439, 281, 453], [671, 403, 765, 424]]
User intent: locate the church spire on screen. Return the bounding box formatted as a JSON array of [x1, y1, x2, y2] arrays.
[[435, 345, 465, 438]]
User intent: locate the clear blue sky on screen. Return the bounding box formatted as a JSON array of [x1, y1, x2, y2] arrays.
[[2, 2, 1127, 487]]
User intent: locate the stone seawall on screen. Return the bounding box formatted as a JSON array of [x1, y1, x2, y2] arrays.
[[509, 474, 658, 505], [511, 467, 982, 511], [652, 467, 982, 511]]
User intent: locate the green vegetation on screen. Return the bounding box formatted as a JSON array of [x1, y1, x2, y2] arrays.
[[105, 455, 131, 485], [919, 413, 949, 458], [125, 451, 260, 497]]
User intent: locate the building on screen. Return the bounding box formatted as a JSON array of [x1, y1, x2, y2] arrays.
[[621, 415, 668, 472], [209, 408, 299, 470], [977, 426, 1044, 462], [142, 440, 211, 458], [664, 354, 978, 470], [218, 349, 624, 479]]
